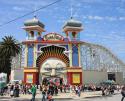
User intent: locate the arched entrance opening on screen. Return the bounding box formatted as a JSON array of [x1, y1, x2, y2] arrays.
[[36, 45, 69, 85]]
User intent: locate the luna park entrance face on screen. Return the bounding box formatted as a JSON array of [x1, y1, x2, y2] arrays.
[[40, 58, 67, 85]]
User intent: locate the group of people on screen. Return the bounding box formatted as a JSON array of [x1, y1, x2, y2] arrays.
[[30, 84, 125, 101], [1, 82, 125, 101], [101, 85, 116, 96], [40, 84, 82, 101], [0, 84, 20, 97]]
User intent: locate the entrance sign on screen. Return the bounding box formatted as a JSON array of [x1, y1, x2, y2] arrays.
[[43, 33, 64, 41]]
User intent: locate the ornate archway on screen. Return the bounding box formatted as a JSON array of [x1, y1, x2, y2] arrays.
[[36, 45, 69, 70], [36, 45, 69, 84]]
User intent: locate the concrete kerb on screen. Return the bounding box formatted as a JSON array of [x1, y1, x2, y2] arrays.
[[84, 95, 102, 99], [53, 98, 73, 100]]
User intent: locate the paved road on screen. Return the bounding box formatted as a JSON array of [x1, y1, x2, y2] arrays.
[[85, 94, 122, 101], [55, 94, 122, 101], [56, 94, 122, 101], [0, 94, 122, 101]]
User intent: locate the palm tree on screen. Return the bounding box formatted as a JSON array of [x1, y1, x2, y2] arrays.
[[0, 36, 21, 82], [0, 36, 21, 57]]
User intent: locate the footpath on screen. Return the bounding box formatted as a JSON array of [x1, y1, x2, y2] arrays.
[[2, 91, 102, 100], [1, 91, 120, 100]]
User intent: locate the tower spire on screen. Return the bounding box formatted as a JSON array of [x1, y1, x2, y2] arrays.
[[33, 3, 37, 18], [70, 0, 73, 19]]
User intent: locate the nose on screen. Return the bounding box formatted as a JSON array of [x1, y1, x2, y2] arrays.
[[51, 69, 56, 76]]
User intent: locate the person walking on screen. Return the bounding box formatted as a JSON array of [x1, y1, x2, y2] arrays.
[[41, 89, 46, 101], [14, 84, 20, 97], [41, 85, 47, 101], [77, 86, 81, 97], [75, 85, 78, 95], [31, 85, 37, 101], [64, 85, 66, 93], [121, 85, 125, 101], [10, 85, 14, 97]]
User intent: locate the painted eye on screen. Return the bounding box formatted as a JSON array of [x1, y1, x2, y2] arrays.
[[44, 68, 52, 71], [56, 68, 60, 71], [56, 67, 64, 71]]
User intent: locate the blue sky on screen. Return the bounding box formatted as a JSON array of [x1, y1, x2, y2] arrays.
[[0, 0, 125, 62]]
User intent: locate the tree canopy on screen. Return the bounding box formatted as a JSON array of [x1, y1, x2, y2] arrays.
[[0, 36, 21, 81]]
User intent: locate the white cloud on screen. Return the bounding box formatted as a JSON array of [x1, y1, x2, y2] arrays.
[[119, 17, 125, 20], [105, 16, 117, 21], [81, 0, 106, 4], [82, 15, 125, 21], [82, 16, 87, 19], [88, 15, 104, 20], [12, 6, 30, 12], [84, 32, 125, 42], [93, 16, 104, 20], [0, 0, 48, 6]]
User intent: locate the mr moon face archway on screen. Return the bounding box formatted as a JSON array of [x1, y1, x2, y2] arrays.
[[36, 45, 69, 84], [39, 58, 67, 83]]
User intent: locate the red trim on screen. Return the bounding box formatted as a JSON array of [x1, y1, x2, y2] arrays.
[[67, 72, 82, 85], [22, 40, 84, 44], [24, 72, 39, 84], [67, 72, 72, 84]]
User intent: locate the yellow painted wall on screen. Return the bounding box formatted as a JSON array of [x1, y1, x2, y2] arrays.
[[72, 74, 80, 83]]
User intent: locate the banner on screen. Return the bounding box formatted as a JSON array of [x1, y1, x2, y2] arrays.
[[43, 33, 64, 41]]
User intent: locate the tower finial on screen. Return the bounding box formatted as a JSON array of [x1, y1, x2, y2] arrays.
[[33, 3, 37, 18], [70, 0, 73, 19]]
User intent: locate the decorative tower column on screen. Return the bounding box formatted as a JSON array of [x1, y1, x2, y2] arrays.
[[62, 18, 83, 85], [22, 17, 45, 84], [63, 17, 83, 41]]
